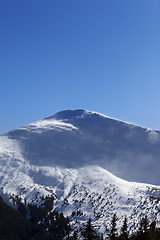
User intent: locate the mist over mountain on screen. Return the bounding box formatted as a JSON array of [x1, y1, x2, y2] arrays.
[[2, 109, 160, 185]]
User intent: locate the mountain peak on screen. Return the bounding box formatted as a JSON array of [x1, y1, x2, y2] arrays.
[[45, 109, 136, 129], [45, 109, 98, 121], [1, 109, 160, 185], [1, 109, 160, 235]]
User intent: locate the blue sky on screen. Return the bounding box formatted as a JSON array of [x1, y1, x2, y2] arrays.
[[0, 0, 160, 134]]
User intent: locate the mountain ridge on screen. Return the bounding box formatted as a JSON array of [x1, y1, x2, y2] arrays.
[[2, 109, 160, 184], [0, 109, 160, 235], [45, 109, 160, 131]]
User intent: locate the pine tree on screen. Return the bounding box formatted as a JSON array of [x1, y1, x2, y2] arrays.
[[108, 213, 118, 240], [81, 218, 97, 240], [148, 220, 157, 240], [73, 230, 78, 240], [119, 216, 129, 240], [137, 215, 149, 240], [100, 234, 104, 240]]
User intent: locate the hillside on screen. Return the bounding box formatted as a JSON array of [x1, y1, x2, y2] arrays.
[[2, 109, 160, 184], [0, 109, 160, 236]]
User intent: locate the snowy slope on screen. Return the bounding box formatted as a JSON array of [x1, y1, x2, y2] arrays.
[[0, 109, 160, 234], [2, 109, 160, 184]]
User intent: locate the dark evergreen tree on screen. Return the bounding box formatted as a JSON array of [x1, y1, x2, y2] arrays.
[[0, 195, 71, 240], [137, 215, 149, 240], [17, 201, 27, 217], [42, 196, 54, 212], [99, 234, 104, 240], [73, 230, 78, 240], [81, 218, 97, 240], [148, 220, 159, 240], [119, 216, 129, 240], [108, 213, 118, 240]]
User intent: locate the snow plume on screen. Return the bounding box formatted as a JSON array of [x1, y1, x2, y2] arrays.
[[103, 151, 160, 185], [1, 109, 160, 186], [147, 129, 160, 143]]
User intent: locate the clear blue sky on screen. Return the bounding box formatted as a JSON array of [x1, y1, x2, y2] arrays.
[[0, 0, 160, 134]]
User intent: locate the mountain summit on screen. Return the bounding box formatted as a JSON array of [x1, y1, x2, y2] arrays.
[[0, 109, 160, 235], [2, 109, 160, 185]]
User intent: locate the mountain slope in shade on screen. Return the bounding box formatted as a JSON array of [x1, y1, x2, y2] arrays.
[[2, 109, 160, 184], [0, 109, 160, 235]]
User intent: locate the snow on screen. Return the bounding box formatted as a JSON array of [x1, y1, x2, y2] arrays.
[[2, 110, 160, 185], [27, 119, 78, 132], [0, 109, 160, 235]]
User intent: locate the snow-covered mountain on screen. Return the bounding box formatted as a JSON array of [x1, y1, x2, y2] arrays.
[[0, 109, 160, 235]]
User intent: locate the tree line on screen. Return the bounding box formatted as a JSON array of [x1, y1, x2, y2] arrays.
[[0, 195, 70, 240], [0, 194, 160, 240], [76, 213, 160, 240]]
